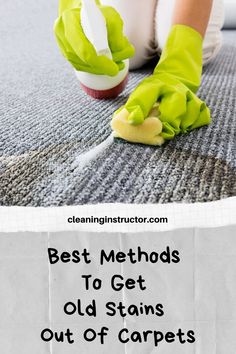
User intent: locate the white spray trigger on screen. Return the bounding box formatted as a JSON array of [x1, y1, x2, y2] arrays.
[[81, 0, 112, 59]]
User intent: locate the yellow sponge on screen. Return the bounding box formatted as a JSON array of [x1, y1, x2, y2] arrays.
[[111, 105, 165, 146]]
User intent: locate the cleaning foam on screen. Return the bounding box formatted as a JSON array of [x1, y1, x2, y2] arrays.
[[73, 134, 114, 170]]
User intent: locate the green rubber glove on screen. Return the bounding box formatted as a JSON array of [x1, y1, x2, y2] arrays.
[[112, 25, 211, 143], [54, 0, 134, 76]]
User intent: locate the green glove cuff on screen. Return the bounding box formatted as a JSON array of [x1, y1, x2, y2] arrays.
[[55, 1, 135, 76], [59, 0, 81, 15], [154, 24, 203, 93], [59, 0, 101, 15]]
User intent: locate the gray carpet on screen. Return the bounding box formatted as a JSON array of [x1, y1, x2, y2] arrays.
[[0, 0, 236, 206]]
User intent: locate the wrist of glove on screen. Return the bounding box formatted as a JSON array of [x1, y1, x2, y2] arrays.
[[112, 25, 211, 146], [54, 0, 134, 76], [59, 0, 101, 15]]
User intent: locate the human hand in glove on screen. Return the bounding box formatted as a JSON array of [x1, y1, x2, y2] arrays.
[[54, 0, 134, 76], [111, 25, 211, 145]]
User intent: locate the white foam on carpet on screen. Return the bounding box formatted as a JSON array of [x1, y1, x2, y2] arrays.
[[73, 134, 114, 170]]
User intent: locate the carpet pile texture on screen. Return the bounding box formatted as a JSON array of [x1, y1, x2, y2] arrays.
[[0, 0, 235, 205]]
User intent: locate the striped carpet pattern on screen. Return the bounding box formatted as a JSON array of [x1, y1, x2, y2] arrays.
[[0, 0, 235, 205]]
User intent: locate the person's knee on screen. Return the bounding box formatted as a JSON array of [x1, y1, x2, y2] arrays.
[[202, 0, 224, 64], [155, 0, 175, 51], [203, 31, 223, 65], [101, 0, 158, 70]]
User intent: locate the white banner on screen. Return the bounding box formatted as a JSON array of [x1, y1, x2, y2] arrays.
[[0, 197, 235, 233]]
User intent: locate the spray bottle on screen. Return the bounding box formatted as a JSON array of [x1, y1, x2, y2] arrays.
[[76, 0, 129, 99]]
